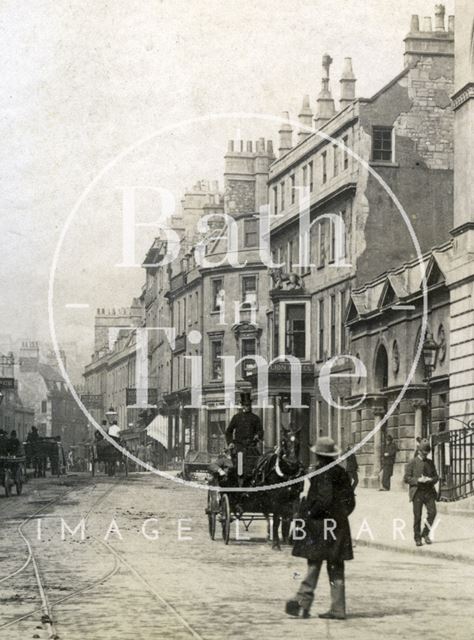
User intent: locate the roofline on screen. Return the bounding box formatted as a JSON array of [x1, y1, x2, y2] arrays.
[[351, 239, 452, 296]]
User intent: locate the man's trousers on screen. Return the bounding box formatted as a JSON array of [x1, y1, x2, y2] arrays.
[[412, 490, 437, 541], [296, 559, 344, 611]]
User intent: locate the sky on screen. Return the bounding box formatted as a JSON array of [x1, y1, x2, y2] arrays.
[[0, 0, 455, 362]]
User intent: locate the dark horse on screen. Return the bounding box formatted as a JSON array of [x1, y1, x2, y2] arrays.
[[253, 425, 306, 550]]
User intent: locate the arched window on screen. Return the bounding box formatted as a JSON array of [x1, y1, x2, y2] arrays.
[[374, 344, 389, 390]]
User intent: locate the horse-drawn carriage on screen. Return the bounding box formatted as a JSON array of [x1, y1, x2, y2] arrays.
[[206, 427, 304, 548], [91, 437, 128, 477], [0, 455, 25, 496], [25, 436, 66, 478]]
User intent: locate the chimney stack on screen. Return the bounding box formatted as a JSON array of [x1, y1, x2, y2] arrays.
[[278, 111, 293, 157], [404, 6, 453, 67], [434, 4, 445, 31], [314, 53, 336, 129], [410, 15, 420, 32], [339, 57, 357, 110], [297, 95, 313, 142]]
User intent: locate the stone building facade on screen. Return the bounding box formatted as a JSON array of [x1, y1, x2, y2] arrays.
[[263, 6, 455, 465], [347, 244, 451, 487]]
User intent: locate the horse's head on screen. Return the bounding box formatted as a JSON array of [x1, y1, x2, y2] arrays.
[[279, 423, 301, 470]]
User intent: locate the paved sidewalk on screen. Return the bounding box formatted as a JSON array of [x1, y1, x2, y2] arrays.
[[351, 488, 474, 563]]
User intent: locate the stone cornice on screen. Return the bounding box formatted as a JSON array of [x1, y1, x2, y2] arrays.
[[451, 82, 474, 111]]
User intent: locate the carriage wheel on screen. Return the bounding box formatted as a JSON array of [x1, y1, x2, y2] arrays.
[[220, 493, 231, 545], [207, 490, 218, 540], [15, 467, 23, 495], [4, 469, 12, 497]]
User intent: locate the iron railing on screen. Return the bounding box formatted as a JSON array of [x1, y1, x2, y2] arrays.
[[433, 423, 474, 502]]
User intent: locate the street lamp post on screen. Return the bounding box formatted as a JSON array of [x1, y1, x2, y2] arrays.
[[422, 330, 438, 438]]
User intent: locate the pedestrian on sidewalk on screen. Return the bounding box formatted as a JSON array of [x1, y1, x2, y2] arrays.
[[344, 444, 359, 492], [404, 438, 439, 547], [380, 434, 397, 491], [286, 437, 355, 620]]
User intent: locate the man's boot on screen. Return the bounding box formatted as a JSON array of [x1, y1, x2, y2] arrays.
[[318, 579, 346, 620]]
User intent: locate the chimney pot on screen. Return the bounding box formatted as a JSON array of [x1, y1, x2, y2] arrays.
[[410, 15, 420, 32], [434, 4, 445, 32], [228, 140, 234, 152], [266, 140, 274, 154], [278, 111, 293, 157], [298, 94, 313, 142], [246, 141, 253, 152], [448, 15, 454, 32], [339, 57, 357, 110], [341, 57, 355, 80], [423, 16, 432, 31]]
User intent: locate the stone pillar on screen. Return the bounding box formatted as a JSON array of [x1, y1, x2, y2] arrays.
[[412, 399, 426, 444], [264, 400, 276, 450], [198, 406, 207, 452], [371, 400, 387, 487]]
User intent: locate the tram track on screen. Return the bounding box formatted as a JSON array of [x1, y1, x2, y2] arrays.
[[0, 475, 206, 640], [0, 477, 119, 638]]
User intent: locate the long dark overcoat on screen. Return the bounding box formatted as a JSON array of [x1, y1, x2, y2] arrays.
[[292, 463, 355, 563]]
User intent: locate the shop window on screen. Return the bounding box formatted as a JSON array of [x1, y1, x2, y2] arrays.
[[285, 304, 306, 359], [372, 126, 393, 162], [208, 409, 226, 454]]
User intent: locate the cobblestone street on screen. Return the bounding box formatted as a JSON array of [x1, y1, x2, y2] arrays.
[[0, 472, 473, 640]]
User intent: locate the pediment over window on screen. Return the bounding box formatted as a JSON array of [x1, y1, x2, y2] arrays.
[[425, 256, 446, 288], [378, 279, 398, 308], [345, 298, 360, 323]]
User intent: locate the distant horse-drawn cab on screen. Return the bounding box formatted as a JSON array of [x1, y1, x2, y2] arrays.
[[91, 435, 128, 477], [25, 436, 66, 478]]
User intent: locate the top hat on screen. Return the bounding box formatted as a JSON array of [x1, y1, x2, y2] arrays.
[[310, 436, 340, 458], [240, 392, 252, 405]]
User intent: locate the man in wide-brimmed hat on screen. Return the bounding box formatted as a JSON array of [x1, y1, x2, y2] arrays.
[[286, 436, 355, 620], [404, 438, 438, 546]]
